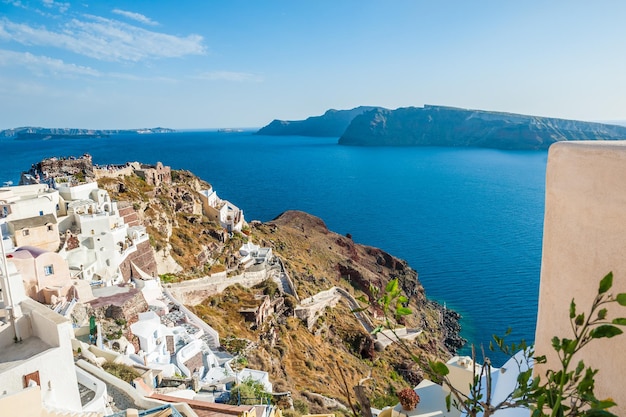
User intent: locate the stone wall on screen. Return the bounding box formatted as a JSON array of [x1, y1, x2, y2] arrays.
[[136, 162, 172, 187], [119, 240, 158, 281], [88, 290, 148, 323]]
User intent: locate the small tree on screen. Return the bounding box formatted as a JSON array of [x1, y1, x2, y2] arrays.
[[365, 272, 626, 417], [229, 377, 272, 405]]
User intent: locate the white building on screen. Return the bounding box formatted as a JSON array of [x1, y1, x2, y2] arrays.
[[200, 187, 245, 232], [239, 242, 273, 269], [0, 184, 61, 252], [381, 352, 530, 417], [56, 181, 149, 286], [0, 249, 108, 415], [0, 183, 60, 221]]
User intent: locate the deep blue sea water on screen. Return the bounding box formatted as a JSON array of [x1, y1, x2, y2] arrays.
[[0, 131, 547, 366]]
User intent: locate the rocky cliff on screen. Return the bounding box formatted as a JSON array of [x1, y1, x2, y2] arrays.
[[38, 156, 464, 412], [338, 105, 626, 150], [256, 106, 382, 137]]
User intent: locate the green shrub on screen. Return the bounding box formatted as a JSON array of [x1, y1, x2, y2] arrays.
[[293, 399, 309, 414], [228, 377, 271, 405], [102, 362, 141, 383]]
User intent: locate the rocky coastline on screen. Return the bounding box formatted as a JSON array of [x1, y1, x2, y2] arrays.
[[16, 154, 467, 411]]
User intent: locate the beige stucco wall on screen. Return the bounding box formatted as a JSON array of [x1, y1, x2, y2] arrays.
[[0, 385, 44, 416], [12, 223, 60, 252], [536, 141, 626, 414], [11, 251, 71, 303]]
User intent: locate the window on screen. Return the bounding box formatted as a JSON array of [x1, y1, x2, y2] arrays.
[[23, 371, 40, 388], [22, 229, 29, 236], [47, 225, 53, 232], [44, 265, 54, 276], [39, 210, 43, 216], [1, 206, 8, 217]]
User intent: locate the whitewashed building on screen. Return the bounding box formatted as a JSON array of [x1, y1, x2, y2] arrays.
[[200, 187, 245, 232], [0, 250, 108, 415], [56, 181, 149, 286]]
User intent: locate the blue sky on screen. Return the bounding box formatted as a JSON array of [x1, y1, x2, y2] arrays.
[[1, 1, 626, 129]]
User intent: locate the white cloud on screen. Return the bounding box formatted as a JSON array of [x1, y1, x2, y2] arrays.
[[0, 49, 100, 76], [112, 9, 158, 26], [42, 0, 70, 13], [0, 15, 205, 62], [196, 71, 262, 82]]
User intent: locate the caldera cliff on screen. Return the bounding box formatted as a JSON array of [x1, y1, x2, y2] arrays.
[[338, 105, 626, 150], [256, 106, 381, 137]]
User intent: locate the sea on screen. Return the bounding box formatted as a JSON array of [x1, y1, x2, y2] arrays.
[[0, 130, 547, 366]]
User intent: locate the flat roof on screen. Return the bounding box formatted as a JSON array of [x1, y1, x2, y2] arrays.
[[0, 334, 53, 372]]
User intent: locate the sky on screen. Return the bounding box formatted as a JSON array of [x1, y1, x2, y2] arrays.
[[1, 0, 626, 129]]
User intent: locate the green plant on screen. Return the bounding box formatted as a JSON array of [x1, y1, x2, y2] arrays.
[[367, 273, 626, 417], [371, 390, 399, 409], [228, 377, 272, 405], [102, 361, 141, 383], [293, 398, 309, 414]]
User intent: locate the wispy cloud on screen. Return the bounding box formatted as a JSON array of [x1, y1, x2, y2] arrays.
[[0, 49, 100, 76], [0, 15, 205, 62], [42, 0, 70, 13], [196, 71, 262, 82], [6, 1, 26, 9], [112, 9, 158, 26]]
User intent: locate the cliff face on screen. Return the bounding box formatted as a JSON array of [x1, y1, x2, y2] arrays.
[[191, 210, 463, 410], [256, 106, 382, 137], [338, 105, 626, 150]]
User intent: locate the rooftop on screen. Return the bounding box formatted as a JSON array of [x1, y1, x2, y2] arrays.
[[0, 335, 52, 372]]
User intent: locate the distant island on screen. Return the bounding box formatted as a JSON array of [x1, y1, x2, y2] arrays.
[[255, 106, 381, 137], [257, 105, 626, 150], [0, 126, 175, 140]]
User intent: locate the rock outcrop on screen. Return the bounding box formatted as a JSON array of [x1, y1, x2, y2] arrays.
[[256, 106, 382, 137], [339, 105, 626, 150]]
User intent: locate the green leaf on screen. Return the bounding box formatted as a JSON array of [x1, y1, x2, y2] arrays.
[[594, 398, 617, 410], [371, 325, 384, 335], [551, 336, 561, 351], [562, 338, 577, 354], [590, 325, 623, 339], [584, 410, 617, 416], [570, 299, 576, 319], [385, 279, 398, 294], [599, 272, 613, 294], [597, 308, 608, 320], [445, 393, 451, 412], [429, 360, 449, 376], [396, 307, 412, 316], [616, 293, 626, 306], [612, 317, 626, 326], [575, 313, 585, 326]]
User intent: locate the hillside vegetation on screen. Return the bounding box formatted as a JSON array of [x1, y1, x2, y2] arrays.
[[100, 168, 463, 414]]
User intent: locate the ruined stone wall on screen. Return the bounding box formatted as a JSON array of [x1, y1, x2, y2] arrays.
[[120, 240, 158, 281], [136, 162, 172, 187], [94, 164, 134, 180], [88, 290, 148, 323], [37, 154, 95, 179]]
